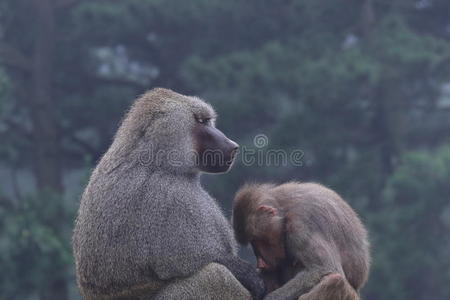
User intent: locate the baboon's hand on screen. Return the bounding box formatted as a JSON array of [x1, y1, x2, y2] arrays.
[[215, 256, 266, 300], [243, 268, 266, 300]]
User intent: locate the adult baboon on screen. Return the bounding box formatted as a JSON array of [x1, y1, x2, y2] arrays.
[[232, 182, 370, 300], [73, 88, 265, 300]]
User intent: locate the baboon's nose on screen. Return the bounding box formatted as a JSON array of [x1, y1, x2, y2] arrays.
[[229, 139, 239, 151], [228, 140, 239, 158]]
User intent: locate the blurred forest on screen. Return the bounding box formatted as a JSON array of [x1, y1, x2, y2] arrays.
[[0, 0, 450, 299]]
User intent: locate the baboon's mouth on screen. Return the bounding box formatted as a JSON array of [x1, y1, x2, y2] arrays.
[[225, 152, 238, 165], [224, 156, 237, 167], [229, 149, 238, 160]]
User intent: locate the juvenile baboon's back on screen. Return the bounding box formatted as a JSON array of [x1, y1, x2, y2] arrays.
[[274, 182, 370, 289]]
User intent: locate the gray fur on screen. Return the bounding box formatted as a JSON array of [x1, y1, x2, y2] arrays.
[[152, 263, 251, 300], [73, 88, 251, 299]]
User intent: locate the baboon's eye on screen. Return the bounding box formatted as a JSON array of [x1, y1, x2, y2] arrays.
[[195, 117, 210, 125]]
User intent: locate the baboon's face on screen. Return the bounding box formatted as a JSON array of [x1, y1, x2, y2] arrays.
[[193, 115, 239, 173], [251, 231, 286, 272], [250, 212, 286, 272]]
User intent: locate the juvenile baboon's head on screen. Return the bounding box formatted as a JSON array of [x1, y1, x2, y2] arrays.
[[113, 88, 238, 174], [232, 183, 286, 271]]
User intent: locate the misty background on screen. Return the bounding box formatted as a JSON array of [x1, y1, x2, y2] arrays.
[[0, 0, 449, 299]]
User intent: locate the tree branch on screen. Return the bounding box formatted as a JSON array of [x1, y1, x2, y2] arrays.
[[93, 76, 148, 90], [54, 0, 80, 9], [1, 118, 32, 139], [67, 132, 99, 157], [0, 194, 15, 210], [0, 43, 31, 71], [54, 0, 117, 10]]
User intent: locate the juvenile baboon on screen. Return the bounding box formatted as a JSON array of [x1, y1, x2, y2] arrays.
[[232, 182, 370, 300], [73, 88, 265, 300]]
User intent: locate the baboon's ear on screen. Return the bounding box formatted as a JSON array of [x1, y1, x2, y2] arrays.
[[257, 205, 277, 216]]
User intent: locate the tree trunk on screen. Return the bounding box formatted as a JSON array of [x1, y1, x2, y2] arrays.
[[31, 1, 67, 299], [31, 0, 63, 193]]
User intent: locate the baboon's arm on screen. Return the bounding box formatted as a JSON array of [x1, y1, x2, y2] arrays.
[[264, 221, 341, 300]]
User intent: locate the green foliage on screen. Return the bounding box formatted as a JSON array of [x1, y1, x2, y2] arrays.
[[0, 192, 74, 299], [374, 15, 450, 80], [367, 146, 450, 300], [1, 0, 450, 299]]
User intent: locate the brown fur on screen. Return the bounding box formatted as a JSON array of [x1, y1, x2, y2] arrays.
[[232, 182, 370, 300], [298, 273, 359, 300]]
